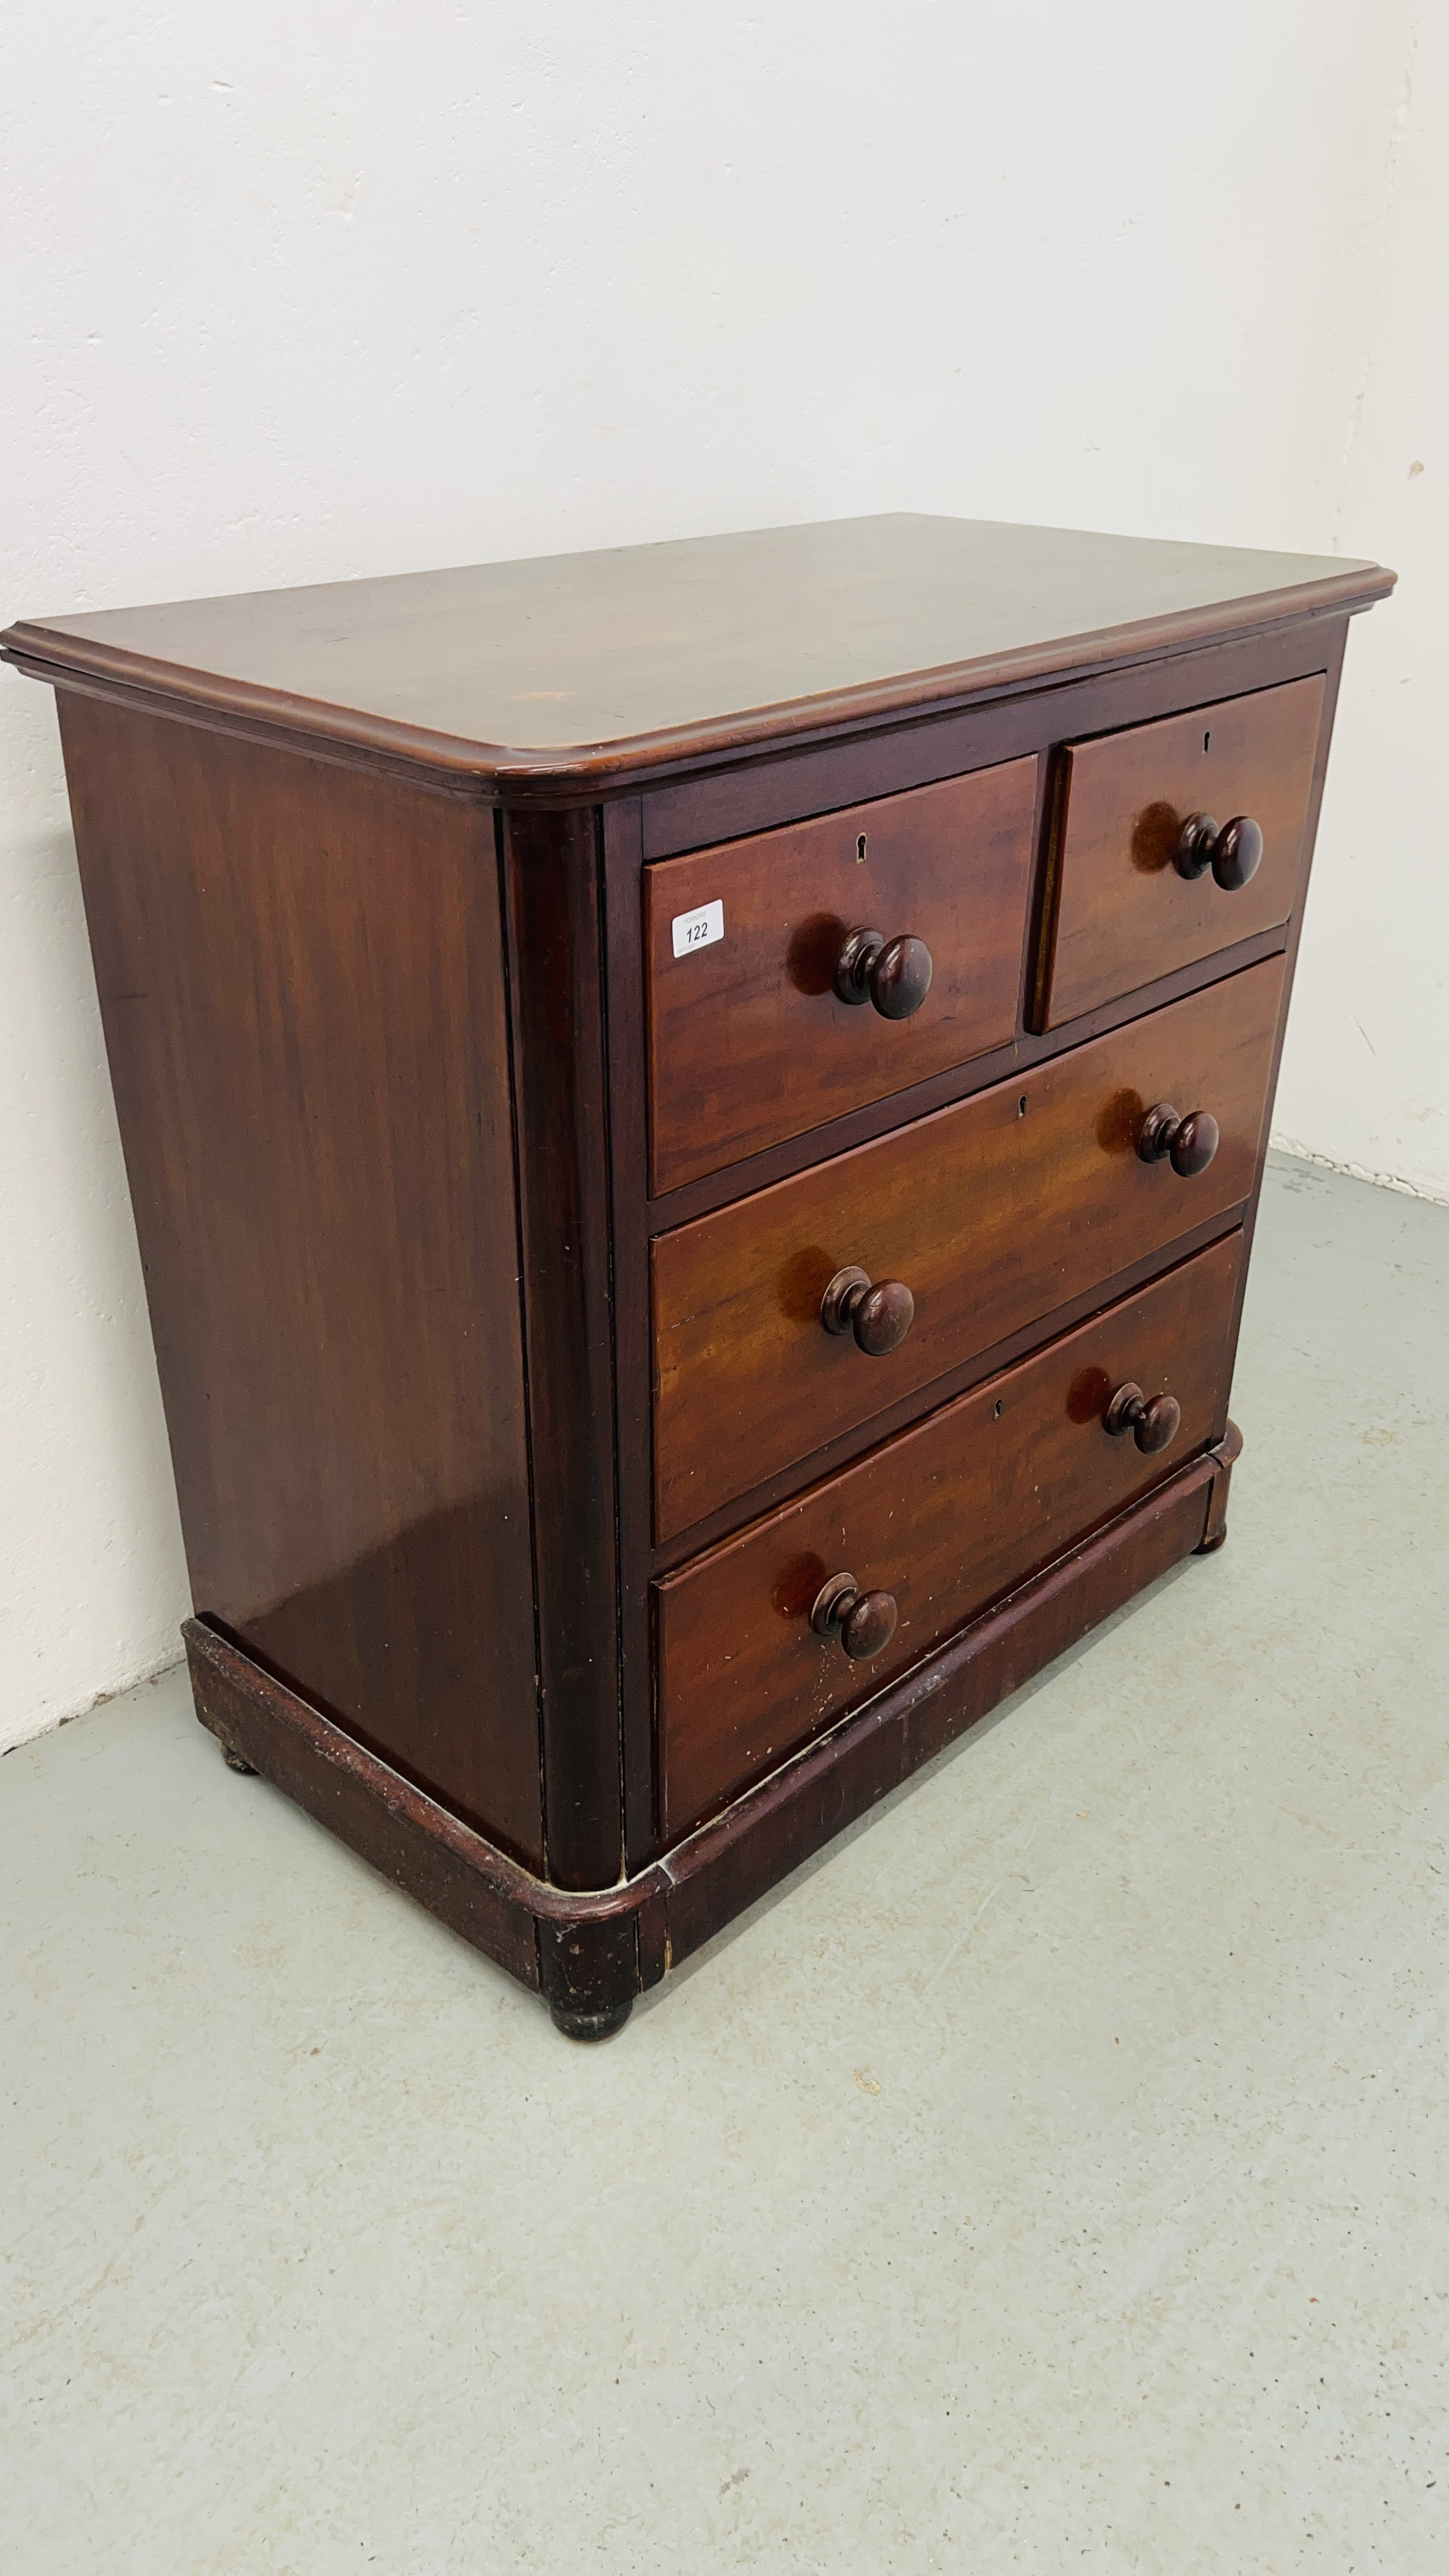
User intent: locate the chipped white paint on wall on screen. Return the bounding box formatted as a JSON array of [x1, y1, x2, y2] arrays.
[[0, 1, 1440, 1749]]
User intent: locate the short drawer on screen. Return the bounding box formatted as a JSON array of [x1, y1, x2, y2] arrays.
[[1035, 674, 1324, 1028], [645, 760, 1037, 1194], [652, 953, 1282, 1540], [657, 1231, 1241, 1839]]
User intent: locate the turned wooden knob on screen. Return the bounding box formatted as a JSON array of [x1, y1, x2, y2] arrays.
[[1175, 812, 1264, 891], [820, 1264, 916, 1354], [1137, 1103, 1220, 1176], [832, 927, 933, 1019], [811, 1571, 899, 1660], [1104, 1381, 1182, 1454]]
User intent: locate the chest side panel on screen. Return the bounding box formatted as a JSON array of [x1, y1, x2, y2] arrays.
[[58, 694, 544, 1869]]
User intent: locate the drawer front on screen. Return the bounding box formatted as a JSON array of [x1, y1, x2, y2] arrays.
[[658, 1232, 1241, 1839], [645, 760, 1037, 1194], [1037, 675, 1324, 1029], [653, 953, 1282, 1541]]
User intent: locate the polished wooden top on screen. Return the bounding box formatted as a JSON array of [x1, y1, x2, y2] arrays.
[[2, 514, 1392, 793]]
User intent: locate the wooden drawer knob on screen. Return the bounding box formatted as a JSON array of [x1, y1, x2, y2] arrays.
[[811, 1571, 900, 1660], [1103, 1381, 1182, 1454], [1137, 1103, 1220, 1176], [820, 1264, 916, 1354], [832, 926, 933, 1019], [1175, 812, 1264, 891]]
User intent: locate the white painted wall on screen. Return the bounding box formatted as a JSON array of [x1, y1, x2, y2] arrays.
[[1272, 9, 1448, 1198], [1, 2, 1439, 1749]]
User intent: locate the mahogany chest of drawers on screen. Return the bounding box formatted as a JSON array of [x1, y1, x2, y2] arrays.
[[3, 516, 1393, 2037]]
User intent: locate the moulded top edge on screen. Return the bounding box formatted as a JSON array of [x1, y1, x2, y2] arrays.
[[0, 514, 1395, 792]]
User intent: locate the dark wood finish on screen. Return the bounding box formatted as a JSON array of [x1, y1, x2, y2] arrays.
[[1197, 1420, 1245, 1552], [833, 927, 935, 1016], [1138, 1103, 1220, 1176], [187, 1611, 643, 2035], [656, 1233, 1240, 1841], [1176, 811, 1264, 891], [60, 695, 545, 1867], [648, 921, 1292, 1234], [600, 797, 660, 1869], [1036, 675, 1324, 1027], [536, 1917, 639, 2041], [185, 1442, 1223, 2004], [652, 957, 1282, 1541], [3, 519, 1390, 801], [1103, 1383, 1182, 1453], [656, 1452, 1222, 1966], [810, 1574, 900, 1661], [641, 620, 1349, 864], [650, 1203, 1246, 1573], [501, 809, 624, 1890], [8, 514, 1390, 2032], [820, 1266, 916, 1356], [185, 1617, 546, 1991], [645, 761, 1036, 1190]]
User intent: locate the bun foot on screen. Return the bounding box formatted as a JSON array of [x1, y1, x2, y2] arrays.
[[548, 1995, 634, 2043], [220, 1742, 257, 1774], [538, 1913, 637, 2043]]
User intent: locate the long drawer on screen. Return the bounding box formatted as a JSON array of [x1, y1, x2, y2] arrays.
[[652, 953, 1282, 1540], [657, 1231, 1241, 1841]]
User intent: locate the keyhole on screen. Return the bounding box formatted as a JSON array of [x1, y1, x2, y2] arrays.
[[1018, 1094, 1029, 1117], [993, 1400, 1004, 1418], [1203, 730, 1211, 754], [856, 834, 868, 864]]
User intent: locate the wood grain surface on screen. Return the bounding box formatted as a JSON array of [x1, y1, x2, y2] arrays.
[[502, 808, 624, 1889], [645, 759, 1037, 1190], [654, 1450, 1222, 1958], [652, 954, 1283, 1540], [657, 1232, 1242, 1839], [3, 519, 1389, 795], [59, 694, 546, 1867], [13, 506, 1392, 2021], [1037, 674, 1325, 1026], [185, 1441, 1222, 2005]]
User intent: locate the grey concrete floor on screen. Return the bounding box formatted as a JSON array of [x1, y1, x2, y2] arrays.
[[3, 1153, 1448, 2575]]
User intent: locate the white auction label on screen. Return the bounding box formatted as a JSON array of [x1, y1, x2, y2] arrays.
[[671, 898, 724, 959]]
